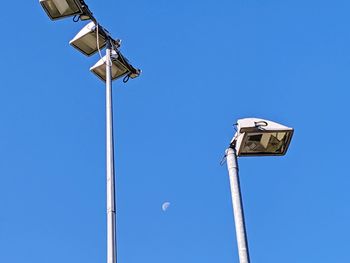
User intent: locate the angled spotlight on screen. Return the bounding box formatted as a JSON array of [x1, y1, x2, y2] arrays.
[[39, 0, 85, 20], [90, 50, 141, 82], [70, 22, 107, 56], [232, 118, 294, 157]]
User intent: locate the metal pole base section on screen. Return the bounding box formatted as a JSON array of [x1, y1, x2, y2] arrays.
[[226, 147, 250, 263], [106, 44, 117, 263]]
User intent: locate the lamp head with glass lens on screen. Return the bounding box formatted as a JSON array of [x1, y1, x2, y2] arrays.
[[231, 118, 294, 157], [70, 21, 107, 56], [40, 0, 90, 20], [90, 50, 141, 82]]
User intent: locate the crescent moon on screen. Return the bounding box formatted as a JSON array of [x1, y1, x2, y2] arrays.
[[162, 202, 170, 212]]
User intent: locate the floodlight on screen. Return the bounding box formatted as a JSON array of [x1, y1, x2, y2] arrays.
[[232, 118, 294, 157], [40, 0, 84, 20], [90, 50, 141, 81], [70, 22, 107, 56]]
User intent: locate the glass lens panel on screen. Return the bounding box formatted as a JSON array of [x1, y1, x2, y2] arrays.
[[41, 0, 80, 19], [72, 33, 106, 56], [240, 131, 291, 155]]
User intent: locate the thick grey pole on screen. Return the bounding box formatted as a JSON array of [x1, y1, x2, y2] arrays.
[[225, 147, 250, 263], [106, 43, 117, 263]]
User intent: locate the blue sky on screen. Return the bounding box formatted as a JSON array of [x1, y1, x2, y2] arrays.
[[0, 0, 349, 262]]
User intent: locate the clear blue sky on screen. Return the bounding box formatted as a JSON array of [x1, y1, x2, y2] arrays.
[[0, 0, 349, 262]]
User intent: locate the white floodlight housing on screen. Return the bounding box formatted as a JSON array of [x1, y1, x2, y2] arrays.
[[90, 50, 141, 82], [232, 118, 294, 157], [70, 22, 107, 56], [40, 0, 84, 20]]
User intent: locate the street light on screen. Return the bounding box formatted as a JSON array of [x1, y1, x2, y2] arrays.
[[70, 22, 107, 56], [234, 118, 294, 157], [40, 0, 89, 20], [225, 118, 293, 263], [91, 50, 141, 81], [39, 1, 140, 263]]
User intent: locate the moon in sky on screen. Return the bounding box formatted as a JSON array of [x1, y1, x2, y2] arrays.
[[162, 202, 170, 212]]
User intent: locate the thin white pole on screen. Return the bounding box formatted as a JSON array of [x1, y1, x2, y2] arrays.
[[106, 42, 117, 263], [225, 147, 250, 263]]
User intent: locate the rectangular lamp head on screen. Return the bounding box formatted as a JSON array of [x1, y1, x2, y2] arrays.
[[233, 118, 294, 157], [40, 0, 83, 20], [90, 51, 140, 82], [90, 54, 129, 82], [70, 22, 106, 56]]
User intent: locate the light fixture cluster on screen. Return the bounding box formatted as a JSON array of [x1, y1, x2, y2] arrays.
[[40, 0, 141, 82]]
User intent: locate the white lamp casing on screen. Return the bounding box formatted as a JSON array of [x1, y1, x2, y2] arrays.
[[40, 0, 83, 20], [232, 118, 294, 157], [70, 22, 107, 56]]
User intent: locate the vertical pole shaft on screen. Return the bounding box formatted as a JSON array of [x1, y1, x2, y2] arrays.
[[106, 43, 117, 263], [226, 147, 250, 263]]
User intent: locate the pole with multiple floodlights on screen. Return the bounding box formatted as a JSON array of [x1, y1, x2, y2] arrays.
[[225, 118, 294, 263], [39, 1, 141, 263]]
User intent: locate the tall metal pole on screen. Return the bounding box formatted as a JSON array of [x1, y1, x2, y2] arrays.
[[106, 41, 117, 263], [225, 147, 250, 263]]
